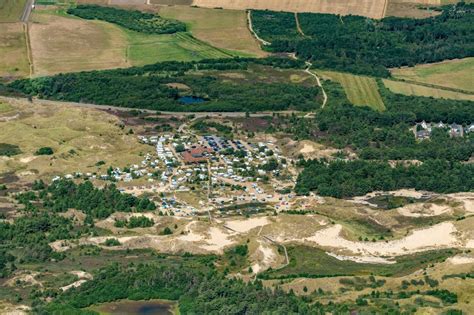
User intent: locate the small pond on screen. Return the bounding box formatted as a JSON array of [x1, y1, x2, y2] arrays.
[[178, 96, 206, 104], [89, 299, 176, 315]]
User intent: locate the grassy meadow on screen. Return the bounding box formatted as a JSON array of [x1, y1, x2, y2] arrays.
[[26, 7, 244, 76], [159, 6, 266, 57], [0, 0, 27, 22], [383, 79, 474, 101], [125, 30, 235, 66], [0, 97, 150, 182], [0, 23, 30, 78], [390, 58, 474, 93], [319, 70, 386, 111]]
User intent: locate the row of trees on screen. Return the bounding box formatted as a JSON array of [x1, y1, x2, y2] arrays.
[[252, 3, 474, 76], [67, 5, 186, 34], [295, 159, 474, 197]]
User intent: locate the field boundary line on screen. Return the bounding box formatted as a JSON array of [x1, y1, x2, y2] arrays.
[[387, 78, 474, 95], [381, 0, 389, 18], [24, 23, 34, 77], [247, 10, 271, 46]]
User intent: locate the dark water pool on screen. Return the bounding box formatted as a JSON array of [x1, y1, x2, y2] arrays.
[[91, 300, 175, 315], [178, 96, 206, 104]]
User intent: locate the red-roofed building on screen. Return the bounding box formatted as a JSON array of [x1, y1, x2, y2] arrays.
[[181, 145, 213, 164]]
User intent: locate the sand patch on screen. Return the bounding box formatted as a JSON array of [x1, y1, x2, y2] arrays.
[[61, 279, 88, 291], [447, 192, 474, 213], [326, 252, 396, 264], [5, 271, 42, 287], [201, 227, 236, 252], [178, 221, 205, 242], [225, 216, 269, 233], [19, 156, 36, 163], [398, 203, 452, 217], [447, 255, 474, 265], [302, 222, 462, 257], [0, 301, 30, 315]]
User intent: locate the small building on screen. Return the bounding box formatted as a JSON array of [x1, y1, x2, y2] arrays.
[[416, 130, 431, 140], [449, 123, 464, 137]]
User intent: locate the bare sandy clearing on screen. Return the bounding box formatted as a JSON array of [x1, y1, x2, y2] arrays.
[[201, 227, 237, 252], [19, 156, 36, 163], [225, 216, 269, 233], [326, 252, 396, 264], [178, 221, 206, 242], [61, 279, 89, 291], [0, 302, 30, 315], [302, 222, 463, 257], [447, 193, 474, 213], [251, 240, 278, 273], [447, 255, 474, 265], [397, 203, 452, 217], [5, 271, 42, 287]]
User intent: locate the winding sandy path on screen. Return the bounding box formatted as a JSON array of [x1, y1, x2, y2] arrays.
[[247, 10, 271, 46], [305, 62, 328, 108]]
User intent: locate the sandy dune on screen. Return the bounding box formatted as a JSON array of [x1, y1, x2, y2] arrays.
[[398, 203, 452, 217], [447, 255, 474, 265], [251, 240, 278, 273], [201, 227, 237, 252], [302, 222, 463, 257], [225, 217, 269, 233]]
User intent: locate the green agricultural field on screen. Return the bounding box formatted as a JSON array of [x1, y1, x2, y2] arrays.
[[159, 6, 266, 57], [125, 31, 236, 66], [319, 70, 385, 111], [0, 0, 27, 22], [390, 58, 474, 93], [383, 79, 474, 102]]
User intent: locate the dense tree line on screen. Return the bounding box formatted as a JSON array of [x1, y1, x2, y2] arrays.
[[295, 159, 474, 197], [252, 3, 474, 76], [0, 212, 76, 263], [67, 5, 186, 34], [9, 57, 318, 112], [38, 262, 362, 314], [43, 179, 156, 219]]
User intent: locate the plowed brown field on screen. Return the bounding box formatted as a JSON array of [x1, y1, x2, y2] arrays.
[[192, 0, 388, 19]]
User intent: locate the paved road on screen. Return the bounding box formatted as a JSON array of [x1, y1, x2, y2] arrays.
[[28, 97, 306, 118], [20, 0, 34, 22]]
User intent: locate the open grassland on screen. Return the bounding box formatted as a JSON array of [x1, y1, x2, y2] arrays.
[[0, 97, 150, 182], [390, 58, 474, 93], [0, 0, 27, 22], [27, 9, 237, 75], [383, 79, 474, 101], [0, 23, 29, 78], [192, 0, 387, 19], [159, 6, 266, 57], [125, 31, 234, 66], [319, 71, 385, 111], [260, 246, 459, 279], [29, 9, 129, 76], [385, 0, 441, 18]]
